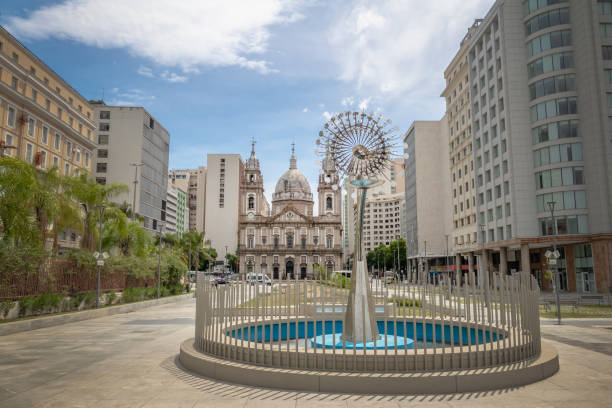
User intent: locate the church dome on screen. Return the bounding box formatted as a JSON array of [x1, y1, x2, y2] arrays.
[[272, 148, 313, 202]]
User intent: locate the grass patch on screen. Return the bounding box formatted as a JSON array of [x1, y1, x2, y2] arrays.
[[539, 304, 612, 318]]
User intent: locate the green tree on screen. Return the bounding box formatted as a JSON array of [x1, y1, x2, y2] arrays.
[[226, 253, 238, 273], [389, 238, 407, 272], [64, 173, 128, 251], [198, 247, 217, 271]]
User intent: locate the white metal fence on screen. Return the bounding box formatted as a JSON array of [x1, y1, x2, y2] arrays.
[[194, 273, 541, 372]]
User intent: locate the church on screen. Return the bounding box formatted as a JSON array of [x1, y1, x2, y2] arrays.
[[238, 143, 342, 279]]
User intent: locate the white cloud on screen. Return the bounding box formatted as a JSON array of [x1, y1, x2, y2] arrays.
[[302, 107, 309, 113], [7, 0, 305, 74], [341, 96, 354, 107], [329, 1, 490, 106], [137, 65, 154, 78], [322, 111, 332, 120], [107, 88, 156, 106], [358, 97, 371, 111], [160, 71, 188, 83]]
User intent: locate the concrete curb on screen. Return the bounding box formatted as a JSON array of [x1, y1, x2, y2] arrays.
[[0, 293, 194, 336], [179, 338, 559, 394]]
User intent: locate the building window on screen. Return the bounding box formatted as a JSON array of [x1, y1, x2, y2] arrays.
[[85, 151, 90, 167], [25, 143, 33, 163], [53, 156, 59, 167], [287, 234, 293, 248], [66, 141, 72, 157], [99, 123, 110, 131], [31, 89, 37, 101], [530, 97, 577, 122], [247, 236, 254, 249], [96, 163, 107, 173], [526, 30, 572, 58], [326, 235, 333, 249], [100, 111, 110, 119], [301, 236, 306, 249], [41, 126, 49, 144], [525, 8, 569, 36], [98, 134, 109, 145], [535, 166, 584, 189], [529, 74, 575, 101], [39, 150, 47, 168], [313, 236, 319, 246], [27, 118, 35, 137], [248, 196, 254, 209], [600, 0, 612, 15], [273, 236, 279, 249], [97, 149, 108, 158], [54, 134, 61, 150], [326, 196, 332, 210], [64, 163, 70, 175], [6, 106, 16, 128]]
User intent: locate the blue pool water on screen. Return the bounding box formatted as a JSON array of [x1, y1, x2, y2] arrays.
[[227, 320, 501, 349], [311, 333, 413, 350]]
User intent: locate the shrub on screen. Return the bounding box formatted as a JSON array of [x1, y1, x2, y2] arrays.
[[388, 297, 421, 308], [167, 284, 183, 296], [18, 296, 36, 316], [31, 293, 64, 313], [60, 249, 96, 269], [106, 290, 117, 305], [122, 287, 146, 303], [1, 300, 14, 318]]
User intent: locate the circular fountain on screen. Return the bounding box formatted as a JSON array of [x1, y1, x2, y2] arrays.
[[179, 111, 558, 394]]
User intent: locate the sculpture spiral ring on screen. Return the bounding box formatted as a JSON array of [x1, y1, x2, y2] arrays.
[[317, 111, 399, 179]]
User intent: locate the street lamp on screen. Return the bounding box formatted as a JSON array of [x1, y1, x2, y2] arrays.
[[93, 205, 108, 308], [129, 162, 143, 220], [157, 222, 165, 299], [546, 201, 562, 325]]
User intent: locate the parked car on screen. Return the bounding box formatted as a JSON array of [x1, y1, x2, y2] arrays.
[[246, 273, 272, 286], [209, 277, 227, 286]]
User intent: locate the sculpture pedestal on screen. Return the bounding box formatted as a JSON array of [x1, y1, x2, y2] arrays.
[[342, 260, 379, 343]]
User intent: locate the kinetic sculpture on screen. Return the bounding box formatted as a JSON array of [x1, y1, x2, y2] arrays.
[[317, 111, 398, 343]]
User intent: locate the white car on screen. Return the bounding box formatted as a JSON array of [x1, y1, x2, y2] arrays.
[[246, 273, 272, 286]]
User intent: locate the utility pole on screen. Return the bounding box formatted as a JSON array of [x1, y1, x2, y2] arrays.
[[129, 162, 143, 220]]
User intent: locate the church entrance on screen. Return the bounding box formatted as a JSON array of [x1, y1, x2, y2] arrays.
[[300, 265, 307, 279], [286, 260, 294, 279], [273, 267, 279, 279]]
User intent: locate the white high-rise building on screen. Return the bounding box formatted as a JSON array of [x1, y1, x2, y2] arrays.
[[463, 0, 612, 293], [91, 103, 169, 232], [169, 167, 206, 232], [204, 154, 242, 261]]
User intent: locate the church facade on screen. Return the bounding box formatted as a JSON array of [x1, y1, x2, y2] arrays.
[[238, 144, 342, 279]]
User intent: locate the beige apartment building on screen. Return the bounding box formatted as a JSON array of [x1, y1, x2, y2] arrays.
[[169, 167, 205, 233], [361, 192, 405, 254], [442, 22, 481, 258], [0, 26, 96, 249], [0, 26, 95, 172]]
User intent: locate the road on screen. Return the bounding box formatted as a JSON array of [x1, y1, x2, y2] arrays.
[[0, 297, 611, 407]]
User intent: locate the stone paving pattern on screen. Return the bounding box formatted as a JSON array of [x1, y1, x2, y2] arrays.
[[1, 298, 611, 407]]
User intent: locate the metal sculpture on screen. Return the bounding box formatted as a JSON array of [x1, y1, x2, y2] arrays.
[[317, 111, 399, 343]]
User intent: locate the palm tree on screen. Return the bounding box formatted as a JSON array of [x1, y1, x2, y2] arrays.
[[65, 173, 128, 251]]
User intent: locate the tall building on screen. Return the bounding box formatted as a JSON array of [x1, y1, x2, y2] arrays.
[[403, 118, 453, 278], [442, 21, 481, 258], [91, 103, 169, 232], [361, 192, 405, 254], [168, 167, 205, 232], [0, 27, 96, 250], [204, 154, 242, 260], [0, 27, 95, 173], [342, 158, 405, 265], [175, 187, 188, 235], [165, 184, 178, 234], [465, 0, 612, 293], [238, 143, 342, 278]]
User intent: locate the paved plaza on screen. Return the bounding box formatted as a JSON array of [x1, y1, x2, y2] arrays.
[[0, 297, 611, 407]]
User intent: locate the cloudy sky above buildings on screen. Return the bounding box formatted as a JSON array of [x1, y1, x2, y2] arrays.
[[2, 0, 492, 201]]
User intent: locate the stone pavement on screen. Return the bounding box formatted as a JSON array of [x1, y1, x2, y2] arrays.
[[0, 298, 611, 407]]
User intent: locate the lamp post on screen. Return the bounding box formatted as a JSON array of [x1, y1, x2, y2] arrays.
[[225, 245, 228, 274], [546, 201, 562, 325], [157, 222, 165, 299], [129, 162, 143, 220], [93, 205, 107, 308], [445, 234, 450, 283]]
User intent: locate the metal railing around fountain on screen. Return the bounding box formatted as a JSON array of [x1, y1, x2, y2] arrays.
[[194, 272, 541, 372]]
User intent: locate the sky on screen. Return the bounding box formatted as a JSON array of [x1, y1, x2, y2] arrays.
[[1, 0, 492, 204]]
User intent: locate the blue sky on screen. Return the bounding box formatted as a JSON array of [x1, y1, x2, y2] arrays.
[[1, 0, 492, 202]]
